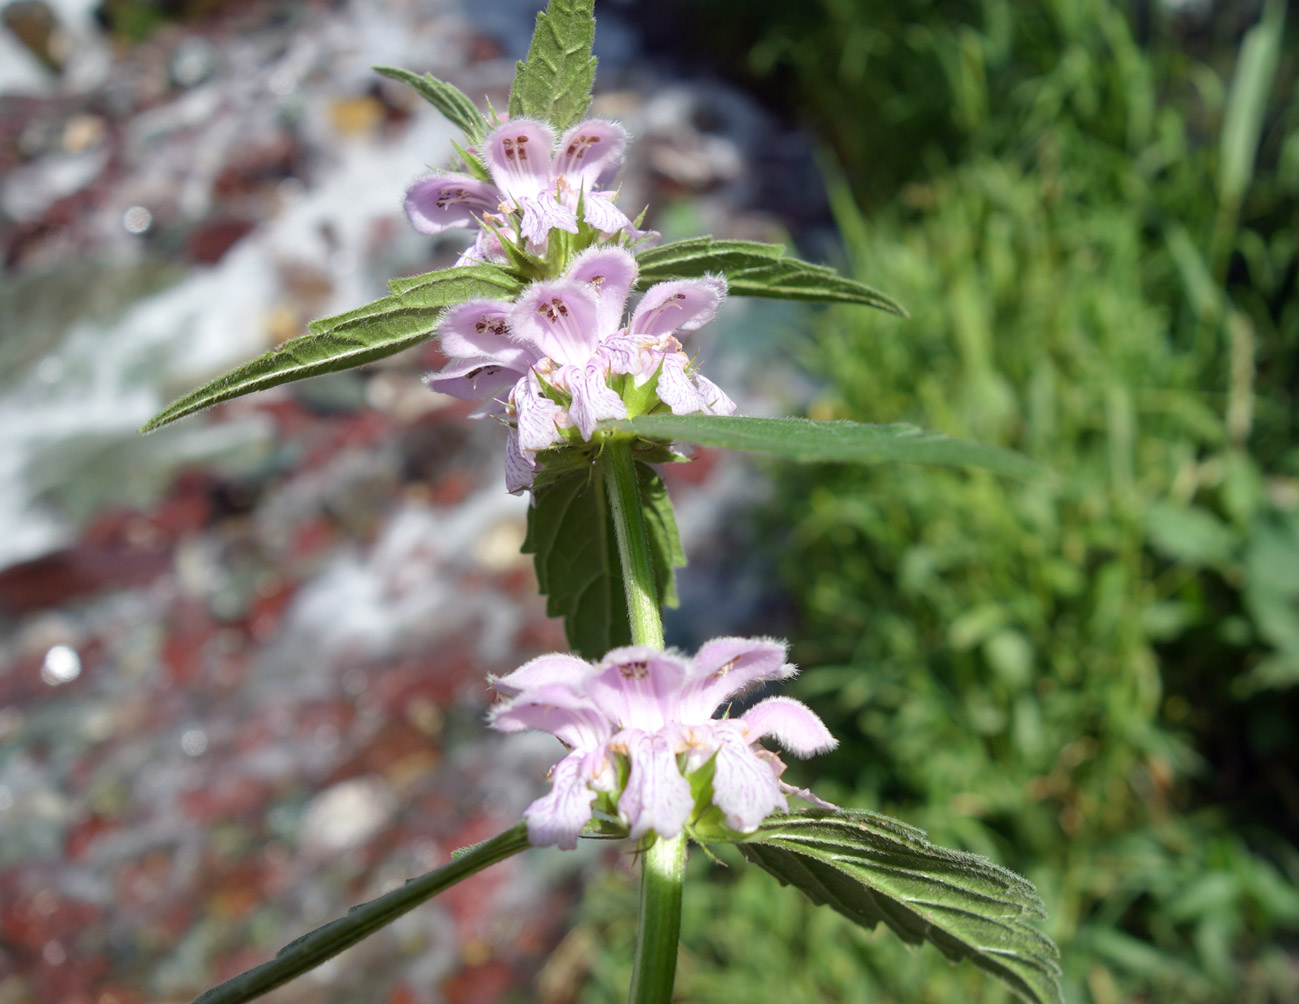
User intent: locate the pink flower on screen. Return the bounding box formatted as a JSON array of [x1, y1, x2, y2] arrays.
[[404, 118, 649, 264], [488, 639, 837, 850], [425, 246, 736, 491]]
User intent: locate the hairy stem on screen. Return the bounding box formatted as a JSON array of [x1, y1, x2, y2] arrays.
[[602, 441, 665, 649], [603, 440, 682, 1002], [628, 832, 687, 1004]]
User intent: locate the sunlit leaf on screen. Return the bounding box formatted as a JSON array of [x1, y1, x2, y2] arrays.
[[738, 809, 1063, 1004], [606, 415, 1042, 479], [635, 237, 906, 314], [373, 65, 488, 144], [191, 824, 530, 1004], [386, 263, 522, 303], [634, 236, 787, 275], [141, 267, 520, 433], [508, 0, 597, 132]]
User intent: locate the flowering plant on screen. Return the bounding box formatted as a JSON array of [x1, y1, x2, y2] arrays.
[[147, 3, 1062, 1003]]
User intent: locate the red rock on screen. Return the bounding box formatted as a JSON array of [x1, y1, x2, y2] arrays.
[[148, 471, 215, 537], [1, 888, 101, 951], [441, 961, 515, 1004], [64, 813, 119, 861], [388, 983, 419, 1004], [212, 133, 301, 202], [185, 217, 255, 264], [0, 545, 170, 614], [161, 599, 215, 685], [427, 471, 475, 507], [180, 773, 273, 826], [248, 579, 296, 642]]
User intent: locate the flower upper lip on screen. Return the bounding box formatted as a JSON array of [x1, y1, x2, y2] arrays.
[[403, 117, 641, 259]]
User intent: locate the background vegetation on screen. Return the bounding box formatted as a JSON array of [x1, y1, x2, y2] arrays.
[[579, 0, 1299, 1000]]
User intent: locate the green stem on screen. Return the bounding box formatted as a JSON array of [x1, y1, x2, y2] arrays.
[[628, 832, 687, 1004], [192, 823, 531, 1004], [602, 440, 665, 649], [603, 440, 683, 1002]]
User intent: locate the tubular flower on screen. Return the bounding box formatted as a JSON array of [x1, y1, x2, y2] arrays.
[[424, 246, 737, 491], [404, 118, 650, 264], [488, 639, 837, 850]]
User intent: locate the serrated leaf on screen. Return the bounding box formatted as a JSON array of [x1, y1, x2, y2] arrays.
[[727, 261, 905, 313], [606, 415, 1043, 480], [373, 65, 488, 143], [191, 823, 529, 1004], [738, 809, 1063, 1004], [635, 236, 788, 275], [635, 237, 906, 314], [141, 267, 520, 433], [145, 272, 515, 433], [523, 461, 683, 659], [387, 263, 522, 301], [141, 303, 436, 433], [508, 0, 597, 132]]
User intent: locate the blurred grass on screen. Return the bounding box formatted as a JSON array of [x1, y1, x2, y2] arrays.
[[576, 0, 1299, 1001]]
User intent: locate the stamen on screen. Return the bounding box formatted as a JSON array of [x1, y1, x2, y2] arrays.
[[435, 186, 477, 209], [564, 133, 602, 160], [708, 656, 740, 682], [619, 660, 650, 681], [474, 317, 509, 336], [642, 292, 689, 325], [502, 134, 532, 164], [538, 297, 572, 322]]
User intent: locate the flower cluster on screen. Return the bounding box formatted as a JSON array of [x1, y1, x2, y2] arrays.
[[488, 638, 837, 849], [426, 246, 736, 491], [405, 118, 651, 266], [404, 115, 734, 491]]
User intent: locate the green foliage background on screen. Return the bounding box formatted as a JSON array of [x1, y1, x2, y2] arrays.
[[574, 0, 1299, 1000]]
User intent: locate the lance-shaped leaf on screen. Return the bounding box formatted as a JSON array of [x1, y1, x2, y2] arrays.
[[141, 266, 520, 433], [634, 236, 787, 275], [606, 415, 1043, 480], [387, 263, 522, 301], [191, 823, 530, 1004], [523, 460, 683, 660], [737, 809, 1063, 1004], [635, 237, 906, 315], [373, 65, 488, 144], [508, 0, 597, 132]]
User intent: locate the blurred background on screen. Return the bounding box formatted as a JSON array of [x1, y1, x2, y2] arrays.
[[1, 0, 1297, 1002]]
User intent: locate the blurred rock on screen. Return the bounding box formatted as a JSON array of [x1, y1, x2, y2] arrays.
[[2, 0, 67, 73]]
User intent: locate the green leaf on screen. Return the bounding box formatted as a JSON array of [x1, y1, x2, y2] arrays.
[[386, 263, 523, 303], [373, 65, 488, 144], [635, 237, 906, 315], [141, 267, 521, 433], [635, 236, 788, 275], [1144, 500, 1238, 566], [606, 415, 1042, 480], [508, 0, 597, 132], [738, 809, 1063, 1004], [523, 460, 683, 659], [638, 461, 685, 609], [1218, 0, 1286, 205], [191, 823, 530, 1004]]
